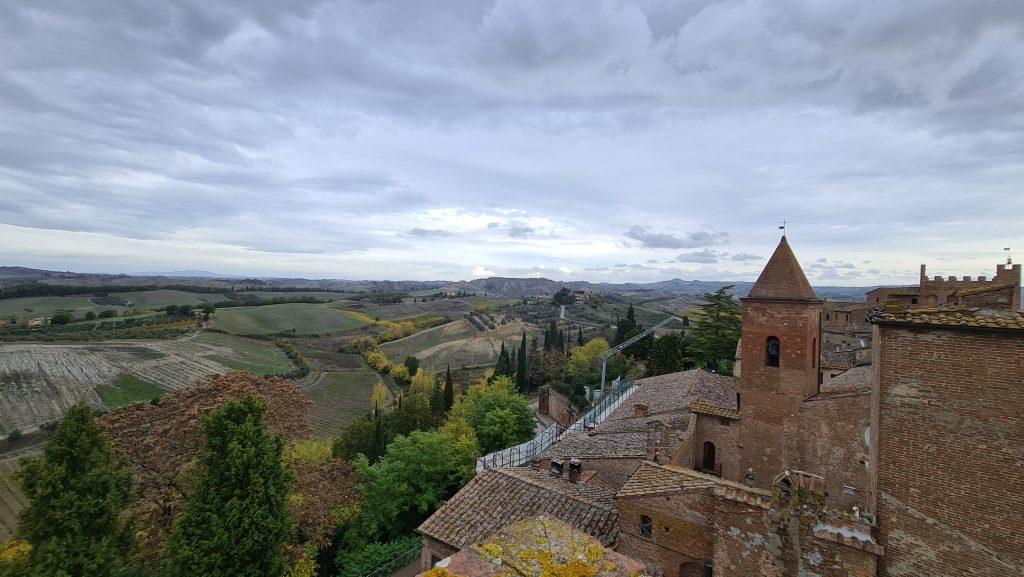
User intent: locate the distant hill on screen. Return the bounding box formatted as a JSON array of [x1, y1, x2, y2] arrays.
[[0, 266, 876, 301]]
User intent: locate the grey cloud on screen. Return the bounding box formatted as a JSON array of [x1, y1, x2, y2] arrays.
[[731, 253, 762, 262], [624, 226, 728, 249], [509, 224, 535, 238], [676, 249, 720, 264], [407, 228, 451, 238]]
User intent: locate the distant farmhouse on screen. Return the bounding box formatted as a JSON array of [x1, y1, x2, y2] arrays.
[[417, 236, 1024, 577]]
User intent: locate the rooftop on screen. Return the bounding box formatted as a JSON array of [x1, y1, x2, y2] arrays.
[[869, 306, 1024, 331], [417, 467, 618, 550], [420, 516, 646, 577], [747, 236, 817, 300], [617, 462, 771, 508], [820, 365, 873, 393]]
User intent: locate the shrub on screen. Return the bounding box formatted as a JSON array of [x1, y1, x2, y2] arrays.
[[5, 429, 22, 443], [335, 536, 420, 577]]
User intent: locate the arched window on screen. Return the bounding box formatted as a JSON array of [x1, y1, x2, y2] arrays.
[[639, 515, 653, 538], [766, 336, 780, 367], [702, 441, 716, 471]]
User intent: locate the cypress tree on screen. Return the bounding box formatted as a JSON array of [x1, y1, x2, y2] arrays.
[[16, 404, 133, 577], [494, 342, 509, 376], [516, 331, 528, 393], [166, 396, 293, 577], [430, 377, 444, 416], [443, 364, 455, 411], [577, 327, 584, 346]]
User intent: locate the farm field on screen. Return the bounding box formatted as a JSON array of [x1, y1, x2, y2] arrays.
[[0, 295, 118, 322], [95, 374, 165, 408], [192, 332, 291, 374], [212, 303, 368, 335], [350, 297, 484, 320], [381, 318, 538, 369], [111, 289, 230, 308], [0, 333, 306, 435], [238, 290, 357, 301], [303, 367, 385, 438]]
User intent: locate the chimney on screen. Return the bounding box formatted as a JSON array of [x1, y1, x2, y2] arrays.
[[568, 458, 582, 483], [634, 403, 649, 417], [550, 459, 564, 478]]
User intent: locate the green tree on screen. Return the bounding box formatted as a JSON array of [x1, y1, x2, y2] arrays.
[[84, 310, 97, 321], [16, 404, 133, 577], [429, 377, 445, 418], [567, 338, 610, 375], [389, 392, 433, 437], [450, 377, 534, 454], [577, 327, 584, 346], [403, 356, 419, 376], [614, 305, 637, 345], [166, 396, 294, 577], [443, 365, 455, 411], [689, 286, 741, 373], [515, 331, 528, 393], [355, 428, 475, 540], [49, 313, 73, 325], [333, 412, 392, 464], [647, 332, 693, 376], [98, 309, 117, 319]]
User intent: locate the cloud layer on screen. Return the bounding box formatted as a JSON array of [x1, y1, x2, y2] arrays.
[[2, 0, 1023, 283]]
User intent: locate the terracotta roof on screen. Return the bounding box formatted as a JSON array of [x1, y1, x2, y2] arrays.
[[540, 430, 647, 459], [617, 461, 714, 497], [869, 306, 1024, 330], [617, 462, 771, 508], [820, 350, 857, 369], [417, 467, 618, 549], [747, 236, 817, 300], [421, 516, 646, 577], [868, 286, 919, 296], [604, 369, 737, 423], [688, 401, 740, 419], [822, 365, 873, 392]]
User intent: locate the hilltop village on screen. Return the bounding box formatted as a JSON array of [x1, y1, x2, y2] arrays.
[[416, 237, 1024, 577]]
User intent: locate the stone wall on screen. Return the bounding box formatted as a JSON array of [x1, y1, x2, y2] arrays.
[[419, 535, 458, 572], [617, 492, 715, 577], [871, 324, 1024, 577]]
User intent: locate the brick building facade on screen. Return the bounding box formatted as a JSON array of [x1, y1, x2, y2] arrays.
[[867, 262, 1021, 310], [869, 307, 1024, 576]]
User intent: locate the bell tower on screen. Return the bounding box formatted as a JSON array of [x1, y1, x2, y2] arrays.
[[737, 235, 822, 487]]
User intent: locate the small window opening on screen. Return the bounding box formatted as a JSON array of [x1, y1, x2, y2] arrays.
[[640, 515, 653, 538], [702, 441, 716, 471], [766, 336, 780, 367], [911, 298, 918, 304], [825, 313, 830, 321]]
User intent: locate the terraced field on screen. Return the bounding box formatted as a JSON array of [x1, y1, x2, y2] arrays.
[[381, 319, 538, 369], [352, 297, 483, 320], [213, 303, 369, 335], [0, 334, 300, 435], [238, 291, 357, 301], [303, 367, 386, 438]]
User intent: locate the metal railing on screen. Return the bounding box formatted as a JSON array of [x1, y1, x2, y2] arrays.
[[475, 377, 638, 472], [562, 377, 637, 436], [477, 422, 565, 472], [359, 543, 422, 577]]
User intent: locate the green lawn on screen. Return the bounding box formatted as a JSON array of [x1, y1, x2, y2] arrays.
[[0, 295, 119, 322], [193, 332, 292, 374], [211, 303, 369, 335], [96, 374, 164, 408]]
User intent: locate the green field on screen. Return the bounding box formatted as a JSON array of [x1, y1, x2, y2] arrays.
[[306, 367, 386, 437], [212, 303, 369, 335], [112, 290, 230, 308], [238, 291, 357, 301], [0, 295, 118, 322], [96, 374, 164, 408], [193, 332, 292, 374]]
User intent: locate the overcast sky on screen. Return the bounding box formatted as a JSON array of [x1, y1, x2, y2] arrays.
[[2, 1, 1023, 284]]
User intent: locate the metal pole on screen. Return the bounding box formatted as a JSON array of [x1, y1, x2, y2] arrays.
[[600, 357, 607, 392]]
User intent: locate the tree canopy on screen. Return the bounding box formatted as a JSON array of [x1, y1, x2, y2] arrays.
[[688, 286, 741, 373], [450, 376, 534, 454]]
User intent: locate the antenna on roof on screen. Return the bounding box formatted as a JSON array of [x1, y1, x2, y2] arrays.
[[778, 220, 787, 237], [1005, 244, 1012, 266]]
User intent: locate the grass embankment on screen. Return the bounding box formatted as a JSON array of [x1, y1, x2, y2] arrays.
[[96, 374, 164, 408]]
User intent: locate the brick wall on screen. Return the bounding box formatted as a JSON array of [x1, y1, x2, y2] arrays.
[[618, 493, 715, 577], [738, 298, 821, 488], [871, 324, 1024, 576], [694, 414, 739, 480], [419, 535, 458, 572], [797, 392, 872, 512], [919, 263, 1021, 309]]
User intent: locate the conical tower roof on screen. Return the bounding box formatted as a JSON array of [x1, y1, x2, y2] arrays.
[[748, 236, 817, 300]]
